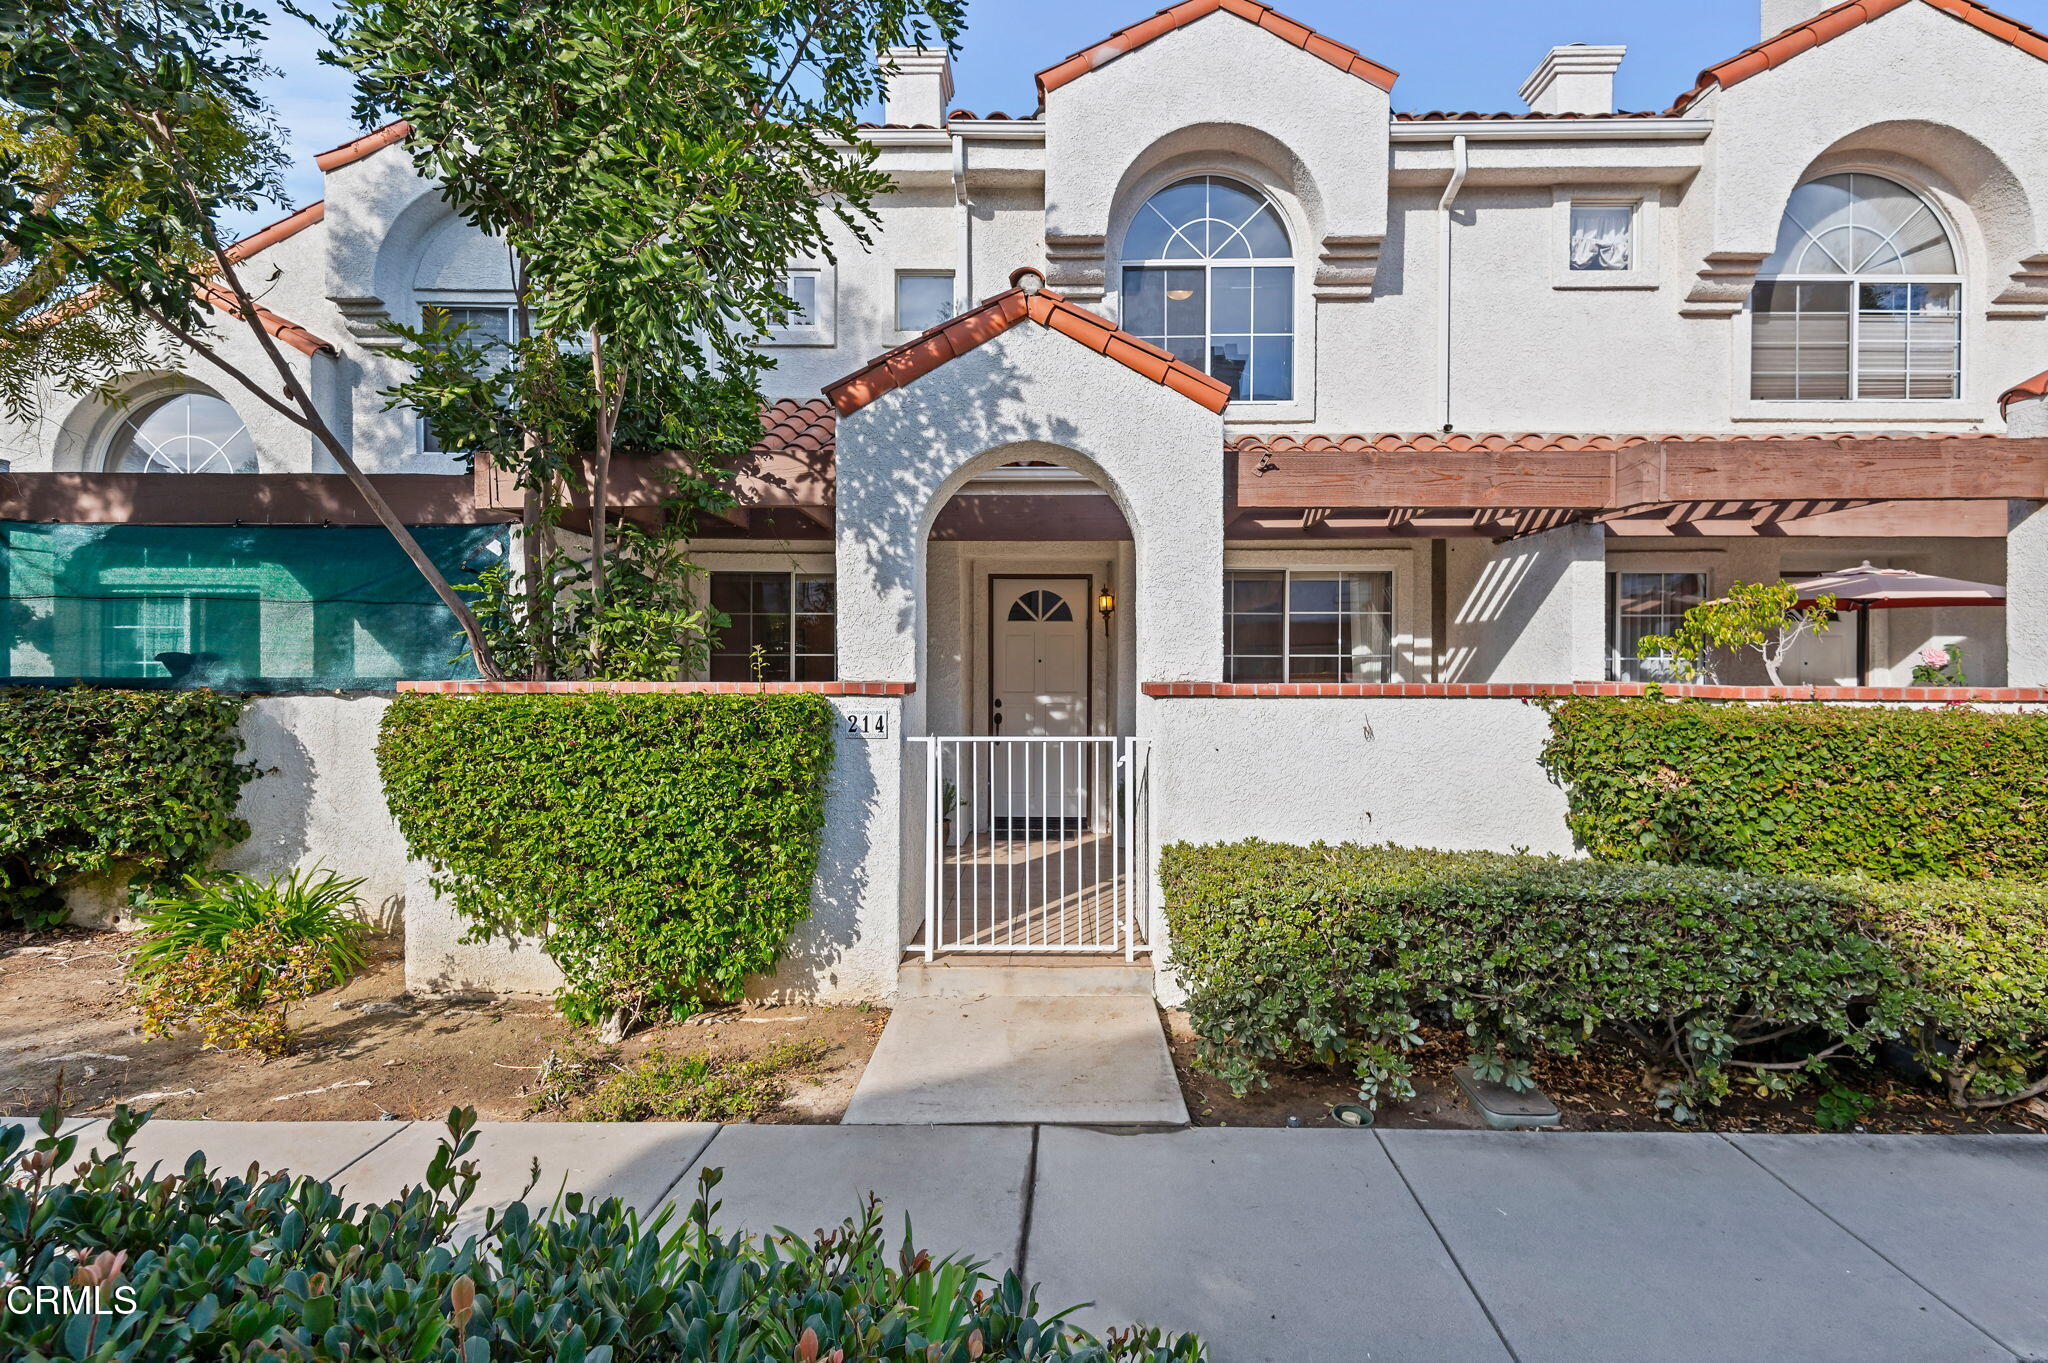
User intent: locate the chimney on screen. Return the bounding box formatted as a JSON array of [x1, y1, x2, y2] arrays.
[[1518, 44, 1626, 116], [1761, 0, 1820, 39], [881, 47, 953, 128]]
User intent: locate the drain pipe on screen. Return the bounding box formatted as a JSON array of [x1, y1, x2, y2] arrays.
[[1437, 134, 1468, 433], [951, 131, 972, 314]]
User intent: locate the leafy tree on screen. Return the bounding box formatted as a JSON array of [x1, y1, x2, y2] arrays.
[[309, 0, 967, 678], [0, 0, 503, 675], [1636, 578, 1837, 686]]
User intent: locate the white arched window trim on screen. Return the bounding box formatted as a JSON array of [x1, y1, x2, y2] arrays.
[[1748, 171, 1965, 405], [1115, 174, 1300, 408], [102, 387, 259, 474]]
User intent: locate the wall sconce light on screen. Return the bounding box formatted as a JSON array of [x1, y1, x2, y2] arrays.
[[1097, 586, 1116, 636]]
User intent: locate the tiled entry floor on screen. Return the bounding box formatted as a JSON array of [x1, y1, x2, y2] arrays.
[[917, 830, 1138, 954]]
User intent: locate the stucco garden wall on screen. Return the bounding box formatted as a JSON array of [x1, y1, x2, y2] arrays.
[[65, 692, 908, 1004]]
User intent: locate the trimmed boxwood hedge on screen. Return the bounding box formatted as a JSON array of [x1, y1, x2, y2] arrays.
[[1162, 839, 2048, 1116], [1539, 697, 2048, 880], [1161, 840, 1902, 1119], [377, 693, 835, 1027], [0, 687, 257, 929], [1863, 878, 2048, 1108]]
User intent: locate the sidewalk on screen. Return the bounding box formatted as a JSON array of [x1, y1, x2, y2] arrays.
[[22, 1120, 2048, 1363]]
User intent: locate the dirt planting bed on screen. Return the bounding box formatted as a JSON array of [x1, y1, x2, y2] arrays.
[[0, 929, 883, 1123]]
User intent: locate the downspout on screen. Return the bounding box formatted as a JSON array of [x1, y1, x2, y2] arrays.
[[951, 132, 972, 315], [1437, 134, 1469, 433]]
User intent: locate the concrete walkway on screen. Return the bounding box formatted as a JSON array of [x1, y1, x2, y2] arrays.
[[15, 1120, 2046, 1362]]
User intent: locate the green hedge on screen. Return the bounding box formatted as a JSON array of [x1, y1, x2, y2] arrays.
[[1161, 841, 1900, 1119], [1, 1107, 1205, 1361], [377, 693, 835, 1026], [1539, 698, 2048, 880], [0, 688, 257, 929], [1864, 879, 2048, 1108]]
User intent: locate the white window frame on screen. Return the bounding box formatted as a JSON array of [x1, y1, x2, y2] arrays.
[[1606, 567, 1708, 682], [894, 270, 956, 334], [764, 262, 836, 347], [414, 301, 518, 455], [1741, 171, 1968, 414], [1223, 566, 1399, 684], [1115, 174, 1301, 411], [1551, 187, 1657, 290]]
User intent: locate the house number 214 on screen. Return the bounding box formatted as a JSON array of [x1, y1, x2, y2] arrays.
[[843, 710, 891, 740]]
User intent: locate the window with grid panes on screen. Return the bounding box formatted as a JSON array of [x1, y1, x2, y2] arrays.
[[708, 572, 836, 681], [1607, 571, 1705, 681], [1225, 570, 1393, 682]]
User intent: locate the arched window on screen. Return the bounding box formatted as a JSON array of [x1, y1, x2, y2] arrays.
[[107, 392, 258, 473], [1751, 173, 1961, 401], [1119, 176, 1294, 403]]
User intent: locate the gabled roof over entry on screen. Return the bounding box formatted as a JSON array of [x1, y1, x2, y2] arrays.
[[824, 273, 1232, 416], [1675, 0, 2048, 109], [1036, 0, 1397, 98]]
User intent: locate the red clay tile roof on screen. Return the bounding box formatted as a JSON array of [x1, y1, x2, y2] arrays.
[[1229, 431, 2013, 454], [825, 274, 1231, 416], [1675, 0, 2048, 110], [1037, 0, 1396, 98], [315, 120, 412, 172], [198, 282, 336, 357], [756, 398, 837, 455], [2000, 368, 2048, 411], [225, 200, 325, 262]]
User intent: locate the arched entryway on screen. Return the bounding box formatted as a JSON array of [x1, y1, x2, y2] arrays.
[[914, 452, 1148, 956]]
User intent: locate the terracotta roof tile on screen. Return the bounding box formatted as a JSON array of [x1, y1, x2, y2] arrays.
[[1037, 0, 1396, 98], [198, 282, 336, 357], [314, 120, 411, 171], [2000, 368, 2048, 411], [1394, 109, 1669, 122], [824, 273, 1229, 416], [1675, 0, 2048, 110], [225, 200, 325, 262], [755, 398, 837, 456]]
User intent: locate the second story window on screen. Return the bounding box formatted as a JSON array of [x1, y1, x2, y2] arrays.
[[107, 391, 258, 473], [1570, 201, 1634, 271], [1119, 175, 1294, 403], [419, 304, 516, 453], [895, 271, 954, 331], [1750, 173, 1961, 402]]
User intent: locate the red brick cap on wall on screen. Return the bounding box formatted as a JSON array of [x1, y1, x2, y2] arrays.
[[822, 275, 1231, 416], [1674, 0, 2048, 109], [399, 680, 915, 695], [1036, 0, 1397, 98]]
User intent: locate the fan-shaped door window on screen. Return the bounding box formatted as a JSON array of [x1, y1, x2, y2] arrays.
[[107, 393, 258, 473], [1119, 176, 1294, 403], [1750, 173, 1961, 401], [1007, 589, 1074, 622]]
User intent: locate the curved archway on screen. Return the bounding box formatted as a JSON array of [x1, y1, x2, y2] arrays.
[[49, 374, 262, 473]]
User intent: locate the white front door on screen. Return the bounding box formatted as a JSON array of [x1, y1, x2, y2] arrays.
[[991, 577, 1089, 824]]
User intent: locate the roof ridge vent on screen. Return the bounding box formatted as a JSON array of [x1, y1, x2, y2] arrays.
[[1518, 43, 1626, 115]]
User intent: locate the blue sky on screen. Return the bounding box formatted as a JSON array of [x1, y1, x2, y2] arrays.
[[247, 0, 2048, 231]]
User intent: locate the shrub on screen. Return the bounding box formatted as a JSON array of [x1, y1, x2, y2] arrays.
[[1861, 878, 2048, 1108], [0, 687, 257, 929], [1540, 697, 2048, 880], [1161, 841, 1904, 1120], [559, 1039, 829, 1122], [128, 869, 371, 1055], [0, 1107, 1206, 1362], [378, 692, 835, 1030]]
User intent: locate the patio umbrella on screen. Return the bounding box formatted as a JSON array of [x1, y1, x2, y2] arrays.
[[1786, 563, 2005, 685]]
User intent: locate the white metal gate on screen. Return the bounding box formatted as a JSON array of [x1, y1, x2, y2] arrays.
[[914, 736, 1152, 958]]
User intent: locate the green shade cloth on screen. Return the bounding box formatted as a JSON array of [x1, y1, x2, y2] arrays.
[[2, 522, 507, 691]]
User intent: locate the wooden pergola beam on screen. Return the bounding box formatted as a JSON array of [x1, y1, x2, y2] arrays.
[[1235, 437, 2048, 510]]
